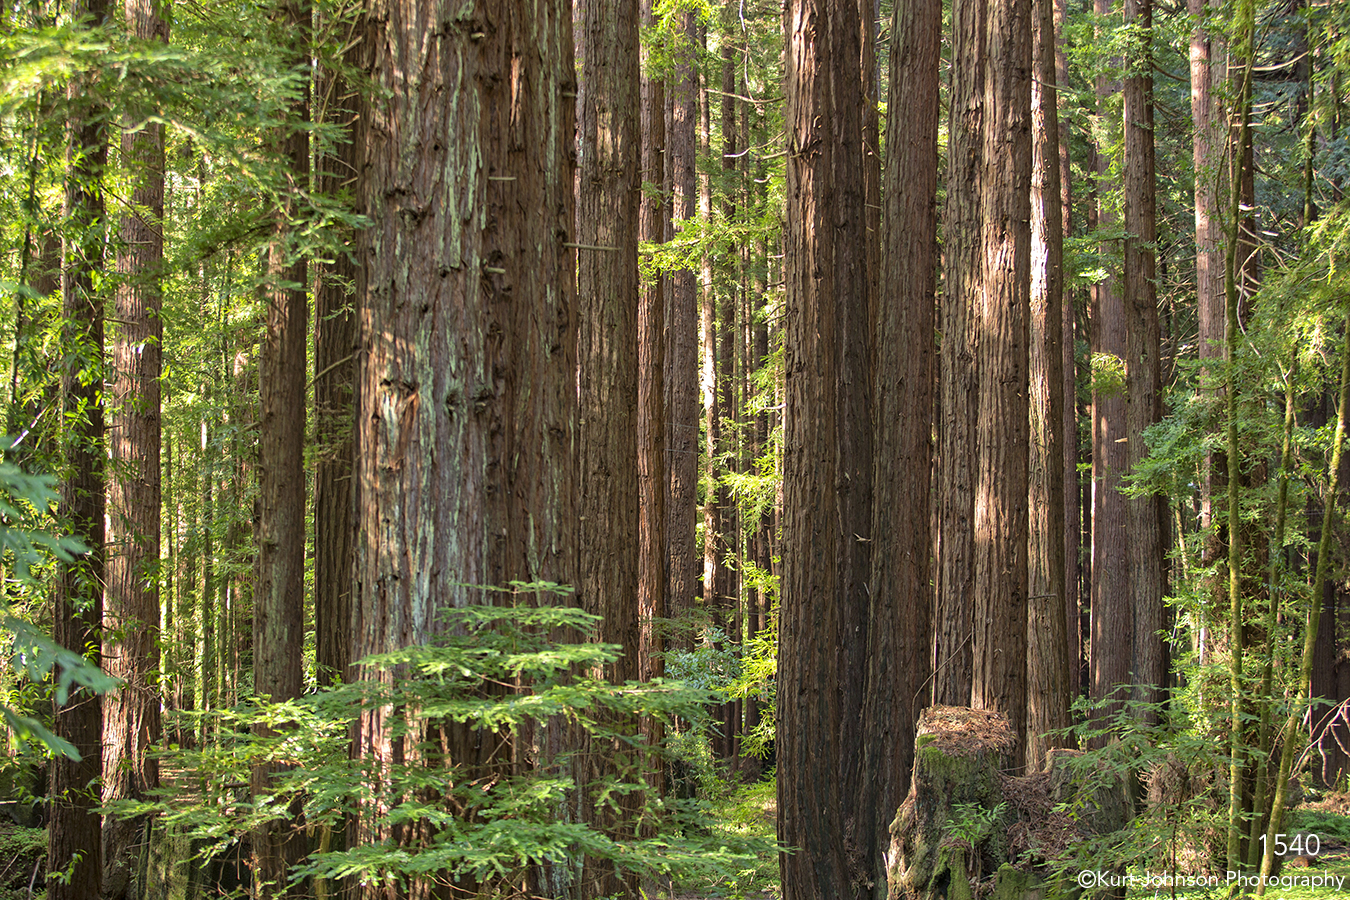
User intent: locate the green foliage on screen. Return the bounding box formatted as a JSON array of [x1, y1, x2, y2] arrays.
[[114, 598, 778, 898]]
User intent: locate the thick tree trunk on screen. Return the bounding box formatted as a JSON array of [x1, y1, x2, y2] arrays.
[[971, 0, 1032, 767], [666, 11, 700, 643], [49, 2, 108, 895], [1026, 0, 1070, 772], [862, 0, 939, 886], [577, 0, 641, 887], [778, 0, 873, 890], [935, 0, 984, 709], [353, 0, 576, 895]]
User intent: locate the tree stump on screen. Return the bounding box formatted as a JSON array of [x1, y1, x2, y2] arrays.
[[886, 706, 1017, 900]]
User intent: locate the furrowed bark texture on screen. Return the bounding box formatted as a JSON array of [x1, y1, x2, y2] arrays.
[[935, 0, 985, 708], [50, 1, 108, 895], [1123, 0, 1165, 714], [103, 0, 167, 892], [971, 0, 1032, 767], [778, 0, 874, 890], [666, 11, 700, 640], [1027, 0, 1070, 772], [577, 0, 641, 889], [354, 0, 576, 895], [315, 14, 363, 689], [862, 0, 939, 885]]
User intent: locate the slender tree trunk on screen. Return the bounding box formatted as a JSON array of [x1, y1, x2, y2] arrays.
[[972, 0, 1032, 766], [577, 0, 641, 887], [314, 14, 363, 689], [935, 0, 986, 708], [1089, 0, 1130, 731], [353, 0, 576, 895], [861, 0, 939, 884], [1123, 0, 1165, 717], [1027, 0, 1070, 772], [637, 0, 668, 796], [49, 1, 108, 894], [778, 0, 874, 889], [253, 2, 310, 892], [667, 10, 700, 645]]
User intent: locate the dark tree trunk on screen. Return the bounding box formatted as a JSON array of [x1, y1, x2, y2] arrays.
[[253, 3, 310, 893], [666, 10, 700, 644], [314, 15, 363, 690], [49, 1, 108, 895], [1027, 0, 1070, 772], [861, 0, 939, 885], [778, 0, 874, 890], [1123, 0, 1165, 715], [577, 0, 641, 887]]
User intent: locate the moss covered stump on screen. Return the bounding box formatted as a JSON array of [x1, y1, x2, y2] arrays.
[[887, 707, 1017, 900]]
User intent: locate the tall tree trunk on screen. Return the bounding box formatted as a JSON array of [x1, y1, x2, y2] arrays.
[[49, 1, 108, 895], [667, 10, 700, 645], [1026, 0, 1070, 772], [972, 0, 1032, 766], [935, 0, 985, 708], [1089, 0, 1130, 732], [253, 2, 310, 892], [778, 0, 874, 890], [861, 0, 939, 884], [577, 0, 640, 887], [314, 14, 363, 689], [637, 0, 668, 795], [353, 0, 576, 895], [103, 0, 166, 892], [1123, 0, 1165, 716]]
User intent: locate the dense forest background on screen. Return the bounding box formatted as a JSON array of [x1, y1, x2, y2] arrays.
[[2, 0, 1350, 897]]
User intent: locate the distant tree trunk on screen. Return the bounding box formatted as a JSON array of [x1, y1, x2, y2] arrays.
[[1090, 0, 1130, 730], [862, 0, 939, 884], [253, 1, 309, 892], [314, 17, 362, 689], [1027, 0, 1070, 772], [1053, 0, 1081, 696], [1122, 0, 1165, 715], [49, 2, 108, 895], [778, 0, 874, 890], [971, 0, 1032, 767], [353, 0, 576, 895], [935, 0, 984, 708], [667, 10, 700, 644], [637, 0, 668, 793], [577, 0, 640, 887], [103, 1, 166, 892]]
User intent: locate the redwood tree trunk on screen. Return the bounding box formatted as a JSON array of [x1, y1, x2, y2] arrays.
[[667, 10, 700, 643], [353, 0, 576, 895], [778, 0, 874, 890], [103, 0, 167, 891], [861, 0, 939, 885], [1026, 0, 1070, 772], [49, 1, 108, 894], [935, 0, 985, 708], [577, 0, 640, 887], [971, 0, 1032, 766]]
